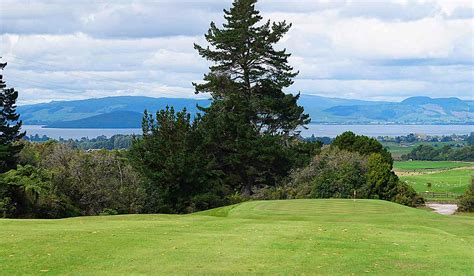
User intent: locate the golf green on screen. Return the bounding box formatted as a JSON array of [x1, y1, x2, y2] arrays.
[[1, 200, 473, 274]]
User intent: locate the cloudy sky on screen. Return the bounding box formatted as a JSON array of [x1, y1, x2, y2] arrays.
[[1, 0, 473, 105]]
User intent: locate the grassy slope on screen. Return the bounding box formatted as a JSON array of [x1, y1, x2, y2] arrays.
[[1, 200, 473, 274], [401, 169, 472, 194], [394, 161, 473, 201], [393, 161, 473, 171]]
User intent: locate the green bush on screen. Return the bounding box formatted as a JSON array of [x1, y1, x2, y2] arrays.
[[365, 153, 398, 200], [99, 208, 119, 216], [1, 143, 146, 218], [0, 196, 15, 218], [289, 147, 368, 199], [331, 131, 393, 167], [251, 186, 296, 200], [392, 181, 424, 207], [186, 193, 229, 213], [285, 141, 423, 207], [0, 165, 77, 218], [458, 180, 474, 212], [311, 161, 366, 199]]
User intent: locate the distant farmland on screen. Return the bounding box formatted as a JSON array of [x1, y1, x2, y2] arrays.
[[395, 161, 473, 201]]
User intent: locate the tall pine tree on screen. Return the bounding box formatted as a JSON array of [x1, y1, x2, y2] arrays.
[[0, 60, 25, 173], [194, 0, 310, 195], [194, 0, 309, 136]]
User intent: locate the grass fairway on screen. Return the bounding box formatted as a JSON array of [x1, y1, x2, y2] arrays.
[[1, 200, 474, 274], [401, 169, 473, 194], [394, 161, 473, 172]]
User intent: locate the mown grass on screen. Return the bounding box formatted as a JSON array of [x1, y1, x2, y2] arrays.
[[400, 169, 473, 195], [1, 199, 473, 274], [394, 160, 473, 171]]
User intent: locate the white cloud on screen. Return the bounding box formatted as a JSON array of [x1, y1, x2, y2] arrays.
[[0, 0, 472, 104]]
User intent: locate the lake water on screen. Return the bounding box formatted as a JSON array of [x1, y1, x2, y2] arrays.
[[23, 125, 142, 140], [23, 124, 473, 140]]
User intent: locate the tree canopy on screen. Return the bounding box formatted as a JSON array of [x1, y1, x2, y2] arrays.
[[0, 60, 25, 173], [194, 0, 309, 136]]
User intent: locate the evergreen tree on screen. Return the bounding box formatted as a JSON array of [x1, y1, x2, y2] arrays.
[[130, 108, 226, 213], [193, 0, 309, 195], [365, 153, 399, 200], [331, 131, 393, 167], [194, 0, 309, 136], [0, 60, 25, 173]]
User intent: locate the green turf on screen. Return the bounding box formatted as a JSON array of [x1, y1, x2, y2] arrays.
[[383, 142, 418, 156], [1, 200, 473, 274], [394, 161, 473, 171], [400, 169, 473, 195]]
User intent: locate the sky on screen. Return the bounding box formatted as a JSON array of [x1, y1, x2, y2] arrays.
[[1, 0, 473, 105]]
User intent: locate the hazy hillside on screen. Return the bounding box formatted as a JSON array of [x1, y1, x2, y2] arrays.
[[45, 111, 144, 129], [18, 95, 473, 128], [324, 96, 473, 124], [18, 96, 211, 125]]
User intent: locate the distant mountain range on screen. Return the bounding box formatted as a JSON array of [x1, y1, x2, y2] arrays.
[[45, 111, 145, 129], [18, 95, 474, 128]]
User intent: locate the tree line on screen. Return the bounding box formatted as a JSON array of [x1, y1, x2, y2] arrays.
[[25, 134, 133, 150], [402, 144, 474, 162], [378, 133, 472, 144], [2, 0, 426, 218], [1, 130, 423, 218]]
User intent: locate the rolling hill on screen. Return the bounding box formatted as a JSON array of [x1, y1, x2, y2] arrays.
[[18, 96, 211, 125], [45, 111, 144, 129], [17, 95, 473, 128], [324, 96, 474, 124], [1, 200, 473, 274]]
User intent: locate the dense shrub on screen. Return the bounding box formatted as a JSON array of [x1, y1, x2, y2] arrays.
[[251, 185, 296, 200], [458, 179, 474, 212], [1, 142, 146, 218], [129, 106, 317, 214], [289, 147, 367, 199], [365, 153, 399, 200], [402, 144, 474, 162], [129, 107, 228, 214], [58, 150, 146, 215], [392, 181, 424, 207], [285, 138, 423, 207], [0, 165, 76, 218], [331, 131, 393, 167]]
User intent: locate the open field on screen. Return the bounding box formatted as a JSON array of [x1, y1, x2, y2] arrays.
[[393, 161, 473, 172], [1, 200, 473, 274], [383, 142, 419, 157], [395, 161, 473, 201], [401, 168, 472, 195]]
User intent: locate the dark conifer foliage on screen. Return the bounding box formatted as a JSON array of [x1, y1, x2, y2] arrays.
[[331, 131, 393, 167], [0, 60, 25, 173], [194, 0, 309, 136], [190, 0, 311, 196], [130, 107, 226, 213]]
